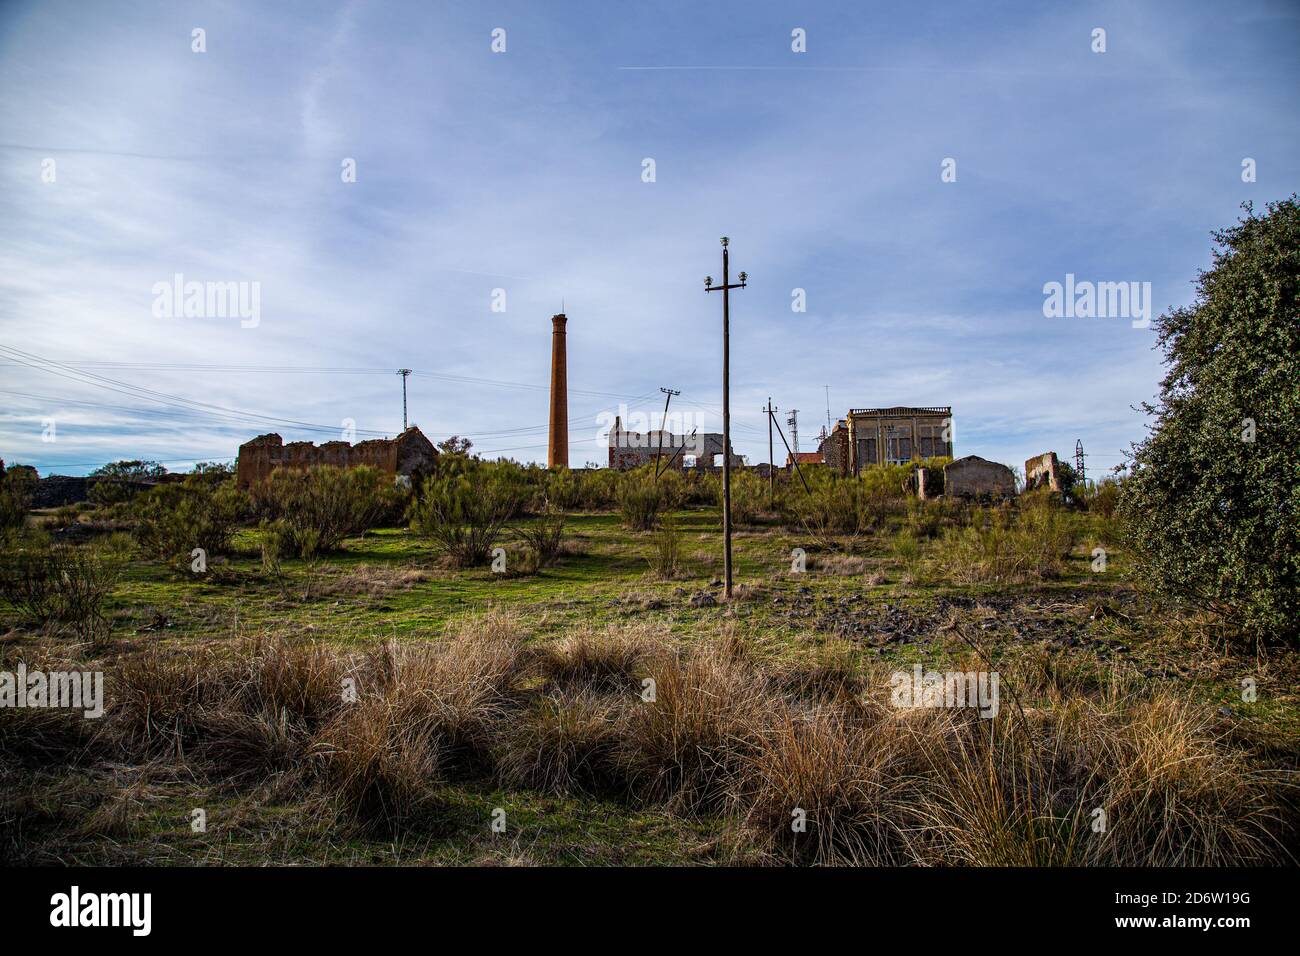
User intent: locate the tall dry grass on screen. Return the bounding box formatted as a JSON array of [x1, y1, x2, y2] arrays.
[[5, 612, 1294, 864]]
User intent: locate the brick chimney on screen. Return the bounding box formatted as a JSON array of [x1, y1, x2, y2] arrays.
[[547, 312, 568, 468]]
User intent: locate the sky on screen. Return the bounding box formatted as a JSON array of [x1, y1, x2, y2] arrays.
[[1, 0, 1297, 476]]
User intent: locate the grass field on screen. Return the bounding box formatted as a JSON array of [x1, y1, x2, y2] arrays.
[[3, 500, 1297, 866]]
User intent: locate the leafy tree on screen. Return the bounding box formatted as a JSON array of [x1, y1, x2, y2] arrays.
[[1117, 197, 1299, 644], [91, 460, 168, 479], [437, 436, 473, 456], [88, 459, 168, 506]]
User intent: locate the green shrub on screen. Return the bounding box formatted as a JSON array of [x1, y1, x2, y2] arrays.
[[786, 476, 879, 547], [1117, 198, 1299, 643], [252, 466, 396, 558], [647, 515, 683, 578], [725, 470, 767, 525], [618, 470, 666, 532], [1, 465, 35, 540], [410, 461, 521, 567], [892, 529, 926, 583], [133, 476, 250, 567], [935, 498, 1075, 584], [513, 507, 566, 568], [0, 536, 126, 644]]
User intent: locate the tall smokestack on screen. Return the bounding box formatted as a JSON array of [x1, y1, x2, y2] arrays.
[[547, 312, 568, 468]]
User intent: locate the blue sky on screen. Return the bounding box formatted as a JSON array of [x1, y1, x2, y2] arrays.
[[1, 0, 1297, 475]]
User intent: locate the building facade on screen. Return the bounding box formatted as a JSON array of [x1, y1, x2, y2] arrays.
[[846, 406, 952, 475]]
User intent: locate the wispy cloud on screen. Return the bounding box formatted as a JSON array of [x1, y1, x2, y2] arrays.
[[1, 0, 1296, 474]]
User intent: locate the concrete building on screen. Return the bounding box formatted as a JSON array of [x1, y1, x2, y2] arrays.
[[846, 406, 952, 475], [236, 426, 437, 489], [607, 416, 741, 470], [547, 312, 569, 468]]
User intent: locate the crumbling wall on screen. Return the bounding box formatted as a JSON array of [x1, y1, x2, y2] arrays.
[[1024, 451, 1061, 492], [820, 425, 849, 477], [915, 465, 944, 500], [237, 427, 437, 489], [944, 455, 1016, 500]]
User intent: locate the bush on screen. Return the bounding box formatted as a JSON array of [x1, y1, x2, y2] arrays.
[[0, 536, 126, 644], [892, 529, 926, 583], [935, 497, 1075, 584], [0, 466, 32, 538], [0, 538, 60, 624], [410, 461, 520, 567], [617, 471, 665, 531], [724, 470, 767, 525], [1079, 477, 1121, 519], [786, 475, 880, 547], [647, 514, 682, 578], [133, 475, 250, 567], [253, 466, 396, 558], [513, 507, 566, 568]]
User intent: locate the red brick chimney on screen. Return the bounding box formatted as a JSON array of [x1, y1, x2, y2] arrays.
[[547, 313, 568, 468]]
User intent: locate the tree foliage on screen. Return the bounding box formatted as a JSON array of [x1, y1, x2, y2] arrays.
[[1117, 197, 1299, 643]]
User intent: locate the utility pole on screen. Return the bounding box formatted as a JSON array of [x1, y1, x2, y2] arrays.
[[653, 386, 680, 483], [1075, 439, 1087, 487], [396, 368, 412, 431], [773, 412, 810, 494], [764, 398, 777, 508], [787, 409, 800, 456], [704, 237, 747, 601]]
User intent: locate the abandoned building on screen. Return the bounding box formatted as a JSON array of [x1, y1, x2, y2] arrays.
[[236, 426, 438, 489], [845, 406, 953, 475], [818, 419, 850, 475], [940, 455, 1016, 500], [1024, 451, 1062, 492], [607, 416, 741, 470], [786, 451, 822, 468]]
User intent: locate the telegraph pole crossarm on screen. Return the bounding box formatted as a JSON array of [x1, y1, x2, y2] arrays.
[[704, 237, 747, 600]]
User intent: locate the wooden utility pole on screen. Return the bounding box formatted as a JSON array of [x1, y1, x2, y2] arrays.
[[704, 238, 746, 600], [764, 398, 777, 508], [653, 386, 679, 483]]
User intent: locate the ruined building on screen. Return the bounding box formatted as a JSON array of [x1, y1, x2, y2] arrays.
[[547, 312, 568, 469], [607, 417, 741, 470], [236, 426, 437, 489], [846, 406, 952, 475], [940, 455, 1016, 500], [818, 419, 850, 475], [1024, 451, 1062, 492]]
